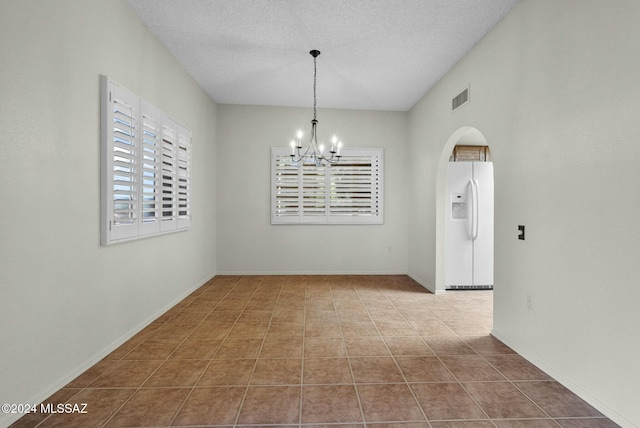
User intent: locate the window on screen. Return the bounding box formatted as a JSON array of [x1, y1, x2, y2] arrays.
[[271, 148, 383, 224], [449, 145, 491, 162], [101, 76, 191, 245]]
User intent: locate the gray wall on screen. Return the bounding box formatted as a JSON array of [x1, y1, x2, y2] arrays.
[[0, 1, 218, 425], [216, 105, 409, 274], [407, 1, 640, 426]]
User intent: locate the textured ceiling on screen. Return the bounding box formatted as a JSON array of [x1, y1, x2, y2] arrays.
[[126, 0, 520, 111]]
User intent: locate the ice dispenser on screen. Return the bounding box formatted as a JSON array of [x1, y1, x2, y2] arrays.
[[451, 193, 467, 220]]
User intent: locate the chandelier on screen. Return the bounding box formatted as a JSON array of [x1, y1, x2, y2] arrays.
[[289, 50, 342, 166]]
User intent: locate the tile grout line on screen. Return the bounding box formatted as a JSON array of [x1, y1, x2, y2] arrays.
[[473, 338, 560, 422], [298, 276, 309, 428], [165, 277, 244, 427], [332, 276, 368, 427], [387, 282, 516, 426], [353, 277, 432, 426], [427, 291, 555, 425], [390, 288, 505, 426], [232, 275, 287, 427], [102, 276, 242, 428], [418, 299, 499, 427], [231, 276, 270, 426]]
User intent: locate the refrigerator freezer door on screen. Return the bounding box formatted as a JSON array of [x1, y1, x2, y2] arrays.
[[446, 162, 474, 287]]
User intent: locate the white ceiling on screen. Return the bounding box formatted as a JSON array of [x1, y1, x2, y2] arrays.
[[126, 0, 520, 112]]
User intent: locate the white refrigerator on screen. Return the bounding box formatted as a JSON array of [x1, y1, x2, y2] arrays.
[[445, 161, 494, 289]]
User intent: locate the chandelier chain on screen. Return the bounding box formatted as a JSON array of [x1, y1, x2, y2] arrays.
[[313, 54, 317, 121]]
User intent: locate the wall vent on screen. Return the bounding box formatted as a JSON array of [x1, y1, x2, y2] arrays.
[[452, 87, 469, 111]]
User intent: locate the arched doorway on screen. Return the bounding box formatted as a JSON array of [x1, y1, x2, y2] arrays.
[[435, 127, 492, 293]]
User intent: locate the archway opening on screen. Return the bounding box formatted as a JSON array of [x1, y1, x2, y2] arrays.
[[435, 127, 493, 293]]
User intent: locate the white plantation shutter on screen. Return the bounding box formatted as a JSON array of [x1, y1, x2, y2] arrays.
[[329, 151, 382, 223], [101, 76, 192, 245], [176, 126, 192, 229], [160, 119, 177, 231], [271, 148, 383, 224], [272, 154, 300, 219], [139, 101, 161, 236], [302, 165, 327, 220], [103, 80, 139, 241]]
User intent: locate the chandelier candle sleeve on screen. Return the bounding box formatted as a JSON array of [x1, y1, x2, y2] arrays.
[[330, 135, 343, 155], [297, 130, 303, 147]]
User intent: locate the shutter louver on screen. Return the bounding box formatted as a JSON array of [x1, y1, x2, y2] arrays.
[[112, 102, 136, 225], [302, 164, 326, 218], [104, 81, 139, 241], [329, 154, 381, 220], [272, 154, 300, 221], [160, 120, 177, 231], [139, 102, 161, 236], [176, 127, 191, 229]]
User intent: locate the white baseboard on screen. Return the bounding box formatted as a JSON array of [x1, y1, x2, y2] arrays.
[[215, 270, 408, 276], [406, 272, 440, 294], [0, 272, 216, 428], [491, 328, 636, 428]]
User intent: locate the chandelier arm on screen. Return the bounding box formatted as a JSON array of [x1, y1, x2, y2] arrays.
[[291, 143, 312, 163]]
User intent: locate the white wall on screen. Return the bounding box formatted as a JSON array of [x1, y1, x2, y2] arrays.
[[0, 1, 217, 425], [408, 0, 640, 426], [216, 105, 408, 274]]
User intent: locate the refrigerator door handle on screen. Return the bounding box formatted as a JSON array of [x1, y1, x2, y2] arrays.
[[469, 178, 480, 241], [467, 179, 474, 239]]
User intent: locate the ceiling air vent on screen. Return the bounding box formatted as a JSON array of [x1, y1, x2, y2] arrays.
[[452, 86, 469, 111]]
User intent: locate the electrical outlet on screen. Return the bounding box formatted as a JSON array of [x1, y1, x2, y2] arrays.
[[526, 294, 534, 311]]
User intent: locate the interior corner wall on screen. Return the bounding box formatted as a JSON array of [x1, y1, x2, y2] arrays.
[[407, 0, 640, 426], [216, 105, 408, 275], [0, 1, 217, 425]]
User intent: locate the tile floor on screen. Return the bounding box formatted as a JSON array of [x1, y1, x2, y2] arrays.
[[11, 275, 619, 427]]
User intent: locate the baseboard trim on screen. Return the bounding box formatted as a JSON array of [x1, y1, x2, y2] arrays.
[[406, 272, 436, 294], [1, 272, 217, 428], [215, 271, 408, 276], [491, 328, 635, 428]]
